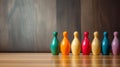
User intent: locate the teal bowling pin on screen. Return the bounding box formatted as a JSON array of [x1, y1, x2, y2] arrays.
[[102, 32, 110, 55], [50, 32, 59, 55]]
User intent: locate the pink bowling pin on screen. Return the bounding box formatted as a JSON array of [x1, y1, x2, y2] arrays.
[[112, 31, 120, 55]]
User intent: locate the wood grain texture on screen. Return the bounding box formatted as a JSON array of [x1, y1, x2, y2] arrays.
[[0, 53, 120, 67], [33, 0, 56, 52], [57, 0, 81, 41], [0, 0, 9, 51], [81, 0, 120, 42], [0, 0, 56, 52], [0, 0, 120, 52]]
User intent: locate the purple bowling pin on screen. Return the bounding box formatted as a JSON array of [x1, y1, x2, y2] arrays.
[[111, 31, 120, 55]]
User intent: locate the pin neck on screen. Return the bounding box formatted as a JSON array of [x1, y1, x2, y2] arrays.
[[53, 32, 58, 37], [104, 35, 108, 39], [74, 31, 79, 38], [63, 31, 68, 38], [53, 35, 57, 39], [94, 36, 98, 38], [114, 35, 117, 38], [103, 32, 108, 39], [94, 32, 98, 38], [54, 35, 57, 37], [74, 34, 78, 38], [84, 35, 88, 38], [94, 35, 98, 38], [114, 34, 118, 38], [84, 32, 89, 39], [103, 32, 108, 36], [84, 34, 88, 38], [114, 31, 118, 37], [64, 35, 68, 38], [74, 36, 78, 38]]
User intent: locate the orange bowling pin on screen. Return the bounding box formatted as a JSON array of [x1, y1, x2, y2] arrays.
[[71, 31, 81, 55], [60, 31, 70, 55]]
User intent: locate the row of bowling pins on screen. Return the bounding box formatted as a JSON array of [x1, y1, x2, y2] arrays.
[[50, 31, 120, 55]]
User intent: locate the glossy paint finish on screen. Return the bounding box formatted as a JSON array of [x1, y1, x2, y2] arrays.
[[60, 31, 70, 55], [82, 32, 91, 55], [112, 31, 120, 55], [71, 31, 81, 55], [92, 31, 101, 55], [50, 32, 60, 55], [102, 32, 110, 55]]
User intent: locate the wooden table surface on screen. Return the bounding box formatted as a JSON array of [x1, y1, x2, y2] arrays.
[[0, 53, 120, 67]]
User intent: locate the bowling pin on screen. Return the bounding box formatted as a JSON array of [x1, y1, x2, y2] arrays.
[[60, 31, 70, 55], [102, 32, 110, 55], [50, 32, 60, 55], [112, 31, 120, 55], [91, 31, 101, 55], [71, 31, 81, 55], [82, 32, 91, 55]]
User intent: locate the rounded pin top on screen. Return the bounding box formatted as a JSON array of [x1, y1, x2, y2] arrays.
[[84, 32, 89, 37], [114, 31, 118, 36], [53, 32, 58, 36], [63, 31, 68, 37], [74, 31, 79, 37], [103, 32, 108, 36], [94, 31, 98, 37]]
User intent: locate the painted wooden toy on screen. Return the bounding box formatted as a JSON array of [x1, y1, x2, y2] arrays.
[[102, 32, 110, 55], [50, 32, 59, 55], [82, 32, 91, 55], [112, 31, 120, 55], [91, 31, 101, 55], [60, 31, 70, 55], [71, 31, 81, 55]]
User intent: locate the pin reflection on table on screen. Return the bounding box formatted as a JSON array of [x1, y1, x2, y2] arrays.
[[91, 56, 102, 67], [71, 56, 80, 67], [60, 55, 71, 67], [51, 55, 60, 67], [51, 54, 120, 67]]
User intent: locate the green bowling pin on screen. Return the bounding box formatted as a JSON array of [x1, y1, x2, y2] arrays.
[[50, 32, 60, 55]]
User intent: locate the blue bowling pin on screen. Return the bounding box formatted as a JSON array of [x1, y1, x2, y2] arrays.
[[102, 32, 110, 55], [50, 32, 60, 55]]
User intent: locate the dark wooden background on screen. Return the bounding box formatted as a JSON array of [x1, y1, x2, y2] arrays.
[[0, 0, 56, 52], [0, 0, 120, 52]]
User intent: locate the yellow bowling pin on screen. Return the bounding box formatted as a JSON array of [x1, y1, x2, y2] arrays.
[[71, 31, 81, 55], [91, 31, 101, 55]]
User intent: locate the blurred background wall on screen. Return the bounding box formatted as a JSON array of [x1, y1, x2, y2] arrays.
[[0, 0, 119, 52]]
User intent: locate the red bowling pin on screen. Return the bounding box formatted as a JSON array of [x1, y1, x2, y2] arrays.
[[82, 32, 91, 55]]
